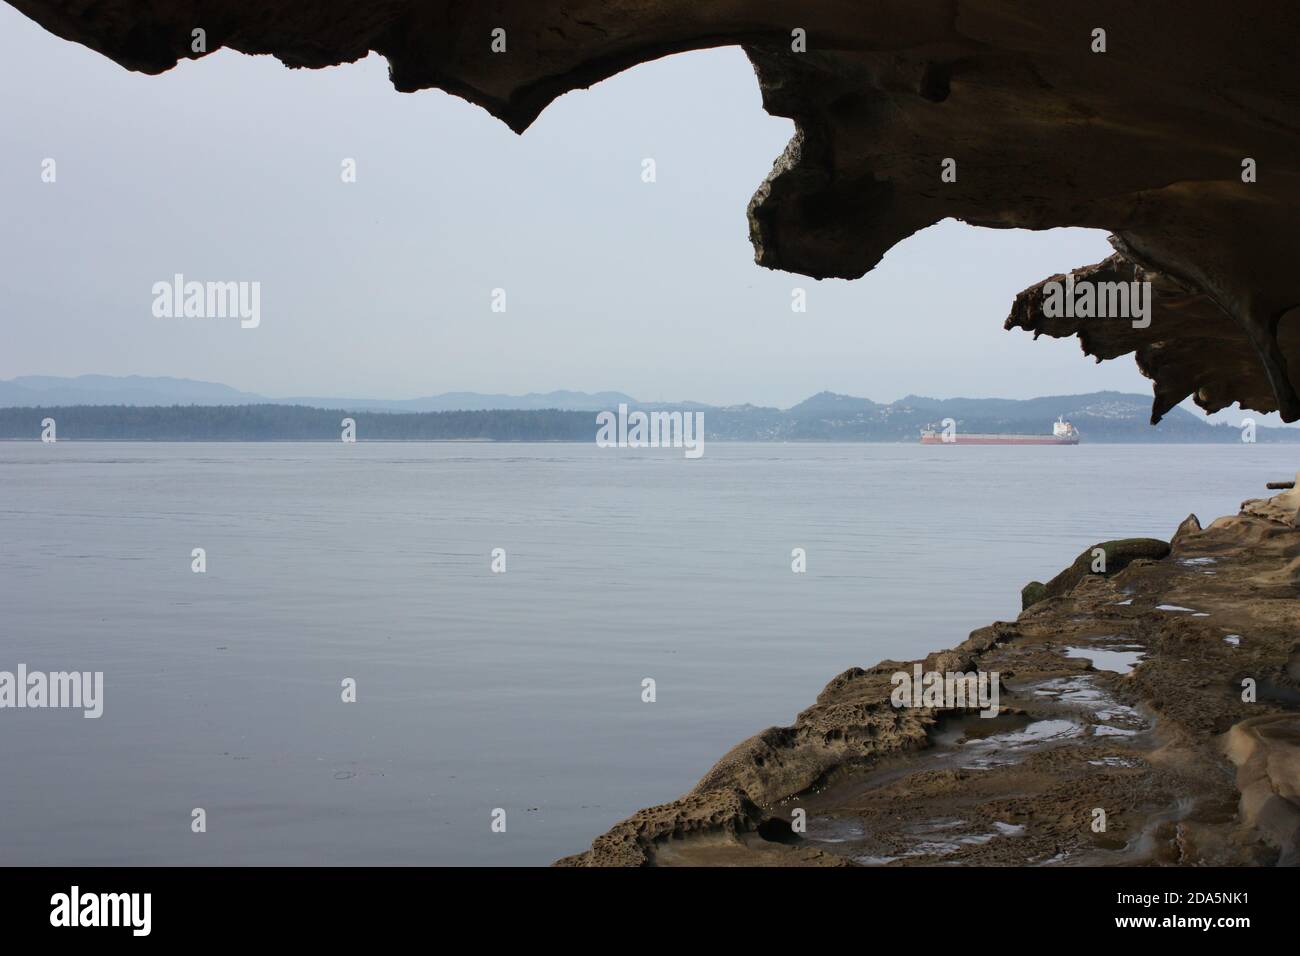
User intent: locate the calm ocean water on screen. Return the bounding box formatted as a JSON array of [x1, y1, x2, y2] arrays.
[[0, 441, 1294, 865]]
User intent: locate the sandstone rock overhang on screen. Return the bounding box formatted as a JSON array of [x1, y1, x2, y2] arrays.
[[11, 1, 1299, 420]]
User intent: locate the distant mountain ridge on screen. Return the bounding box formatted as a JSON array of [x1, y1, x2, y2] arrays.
[[0, 375, 263, 406], [700, 389, 1284, 442], [0, 375, 636, 412], [0, 377, 1294, 442]]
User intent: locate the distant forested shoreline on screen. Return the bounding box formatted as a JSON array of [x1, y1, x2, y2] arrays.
[[0, 405, 594, 441], [2, 400, 1298, 442]]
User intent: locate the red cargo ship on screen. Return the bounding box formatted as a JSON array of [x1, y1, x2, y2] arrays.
[[920, 416, 1080, 445]]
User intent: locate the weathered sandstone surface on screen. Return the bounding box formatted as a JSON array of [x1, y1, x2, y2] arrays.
[[9, 1, 1300, 420], [558, 478, 1300, 866]]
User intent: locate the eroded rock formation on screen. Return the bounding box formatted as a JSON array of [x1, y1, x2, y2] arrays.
[[1008, 249, 1300, 424], [9, 1, 1300, 419]]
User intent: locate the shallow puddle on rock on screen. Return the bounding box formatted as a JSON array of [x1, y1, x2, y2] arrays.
[[1034, 675, 1105, 704], [1065, 645, 1144, 674], [951, 718, 1083, 769], [1093, 724, 1139, 737], [932, 711, 1030, 748], [1031, 672, 1151, 736], [1088, 755, 1143, 768], [852, 818, 1026, 866], [1094, 701, 1142, 721], [801, 816, 864, 845], [1157, 604, 1198, 612]]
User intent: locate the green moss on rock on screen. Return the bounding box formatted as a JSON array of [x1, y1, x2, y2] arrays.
[[1021, 537, 1170, 610], [1021, 581, 1048, 611]]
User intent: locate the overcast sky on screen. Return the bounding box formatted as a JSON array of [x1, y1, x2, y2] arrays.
[[0, 4, 1276, 422]]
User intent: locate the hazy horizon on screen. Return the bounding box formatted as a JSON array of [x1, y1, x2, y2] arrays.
[[0, 371, 1263, 411], [2, 372, 1292, 425]]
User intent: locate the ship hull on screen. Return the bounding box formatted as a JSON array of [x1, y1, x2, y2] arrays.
[[920, 434, 1079, 445]]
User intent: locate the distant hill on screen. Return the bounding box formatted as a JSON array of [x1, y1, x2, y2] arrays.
[[278, 390, 640, 413], [788, 391, 884, 415], [0, 378, 1294, 442], [0, 375, 634, 412], [0, 375, 262, 407], [707, 390, 1283, 442]]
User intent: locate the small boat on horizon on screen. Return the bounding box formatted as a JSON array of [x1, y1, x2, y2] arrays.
[[920, 416, 1081, 445]]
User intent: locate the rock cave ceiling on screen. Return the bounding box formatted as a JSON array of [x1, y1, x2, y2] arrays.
[[10, 1, 1299, 421]]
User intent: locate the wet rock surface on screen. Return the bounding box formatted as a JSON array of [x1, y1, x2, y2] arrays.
[[558, 477, 1300, 866], [10, 1, 1300, 420]]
